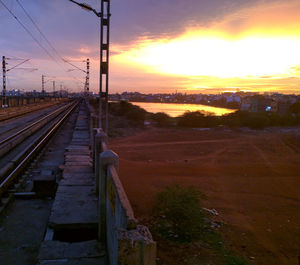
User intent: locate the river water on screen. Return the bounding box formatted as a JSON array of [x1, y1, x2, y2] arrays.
[[131, 101, 236, 117]]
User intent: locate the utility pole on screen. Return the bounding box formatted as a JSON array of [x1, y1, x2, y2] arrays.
[[86, 58, 89, 93], [42, 75, 45, 96], [2, 56, 7, 107], [52, 81, 55, 98], [1, 57, 36, 106], [100, 0, 111, 132], [68, 0, 111, 132]]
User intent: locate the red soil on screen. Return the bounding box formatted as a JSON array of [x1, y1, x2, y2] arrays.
[[110, 127, 300, 265]]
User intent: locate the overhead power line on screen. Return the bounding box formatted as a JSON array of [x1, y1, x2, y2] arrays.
[[15, 0, 71, 66], [15, 0, 89, 88], [1, 0, 88, 91], [0, 0, 58, 63]]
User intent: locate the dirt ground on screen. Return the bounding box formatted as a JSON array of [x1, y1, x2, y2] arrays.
[[110, 127, 300, 265]]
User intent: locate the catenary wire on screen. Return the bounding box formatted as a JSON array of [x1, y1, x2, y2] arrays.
[[0, 0, 58, 63]]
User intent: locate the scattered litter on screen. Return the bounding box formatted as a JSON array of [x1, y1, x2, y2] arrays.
[[193, 128, 211, 131], [203, 208, 219, 216], [210, 221, 224, 229]]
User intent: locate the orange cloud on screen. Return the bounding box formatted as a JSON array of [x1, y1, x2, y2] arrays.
[[108, 0, 300, 94]]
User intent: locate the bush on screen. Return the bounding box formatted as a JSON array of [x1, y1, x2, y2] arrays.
[[150, 112, 172, 127], [153, 185, 205, 242], [223, 111, 269, 129], [246, 113, 269, 129], [109, 101, 147, 126], [225, 252, 250, 265], [177, 111, 218, 128], [290, 102, 300, 114]]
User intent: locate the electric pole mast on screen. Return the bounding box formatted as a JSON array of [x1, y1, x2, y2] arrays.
[[68, 0, 111, 132], [53, 81, 55, 97], [2, 56, 7, 107], [100, 0, 111, 132], [42, 75, 45, 96], [86, 58, 89, 93]]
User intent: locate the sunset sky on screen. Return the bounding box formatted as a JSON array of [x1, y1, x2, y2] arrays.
[[1, 0, 300, 94]]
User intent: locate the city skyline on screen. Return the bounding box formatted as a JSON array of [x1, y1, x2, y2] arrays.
[[1, 0, 300, 94]]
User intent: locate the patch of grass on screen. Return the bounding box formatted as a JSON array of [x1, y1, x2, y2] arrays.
[[151, 184, 251, 265], [153, 185, 205, 242], [224, 252, 250, 265]]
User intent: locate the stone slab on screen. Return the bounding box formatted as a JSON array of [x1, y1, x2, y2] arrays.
[[60, 166, 93, 174], [34, 173, 56, 197], [60, 178, 94, 186], [61, 173, 94, 186], [72, 131, 89, 139], [49, 185, 97, 229], [39, 240, 105, 260], [38, 257, 107, 265], [65, 162, 92, 167], [62, 172, 94, 178], [66, 145, 90, 151], [65, 152, 90, 157], [70, 141, 90, 146], [65, 155, 91, 162]]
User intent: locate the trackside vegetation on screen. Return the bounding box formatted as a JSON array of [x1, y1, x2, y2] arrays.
[[151, 185, 251, 265], [106, 100, 300, 129]]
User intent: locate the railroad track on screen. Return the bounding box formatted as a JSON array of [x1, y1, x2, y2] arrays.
[[0, 100, 66, 122], [0, 101, 75, 158], [0, 102, 70, 141], [0, 99, 79, 202]]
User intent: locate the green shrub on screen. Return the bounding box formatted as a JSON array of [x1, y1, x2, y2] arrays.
[[223, 111, 269, 129], [225, 253, 250, 265], [290, 101, 300, 114], [177, 111, 218, 128], [109, 101, 146, 125], [153, 185, 205, 242], [150, 112, 172, 127], [246, 114, 269, 129]]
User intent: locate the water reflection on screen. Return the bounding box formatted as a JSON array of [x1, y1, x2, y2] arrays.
[[131, 102, 236, 117]]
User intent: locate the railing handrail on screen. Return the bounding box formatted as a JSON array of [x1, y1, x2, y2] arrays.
[[108, 165, 137, 227]]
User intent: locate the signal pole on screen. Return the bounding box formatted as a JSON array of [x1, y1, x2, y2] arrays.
[[2, 56, 7, 107]]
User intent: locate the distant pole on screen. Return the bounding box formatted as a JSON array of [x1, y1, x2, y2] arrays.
[[52, 80, 55, 98], [2, 56, 7, 107], [99, 0, 111, 132], [86, 58, 90, 93], [42, 75, 45, 96]]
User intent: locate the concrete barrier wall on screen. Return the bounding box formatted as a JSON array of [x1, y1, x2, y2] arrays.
[[96, 147, 156, 265], [86, 95, 156, 265], [86, 96, 156, 265]]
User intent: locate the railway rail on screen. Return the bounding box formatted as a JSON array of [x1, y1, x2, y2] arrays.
[[0, 100, 66, 122], [0, 101, 74, 157], [0, 99, 79, 200]]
